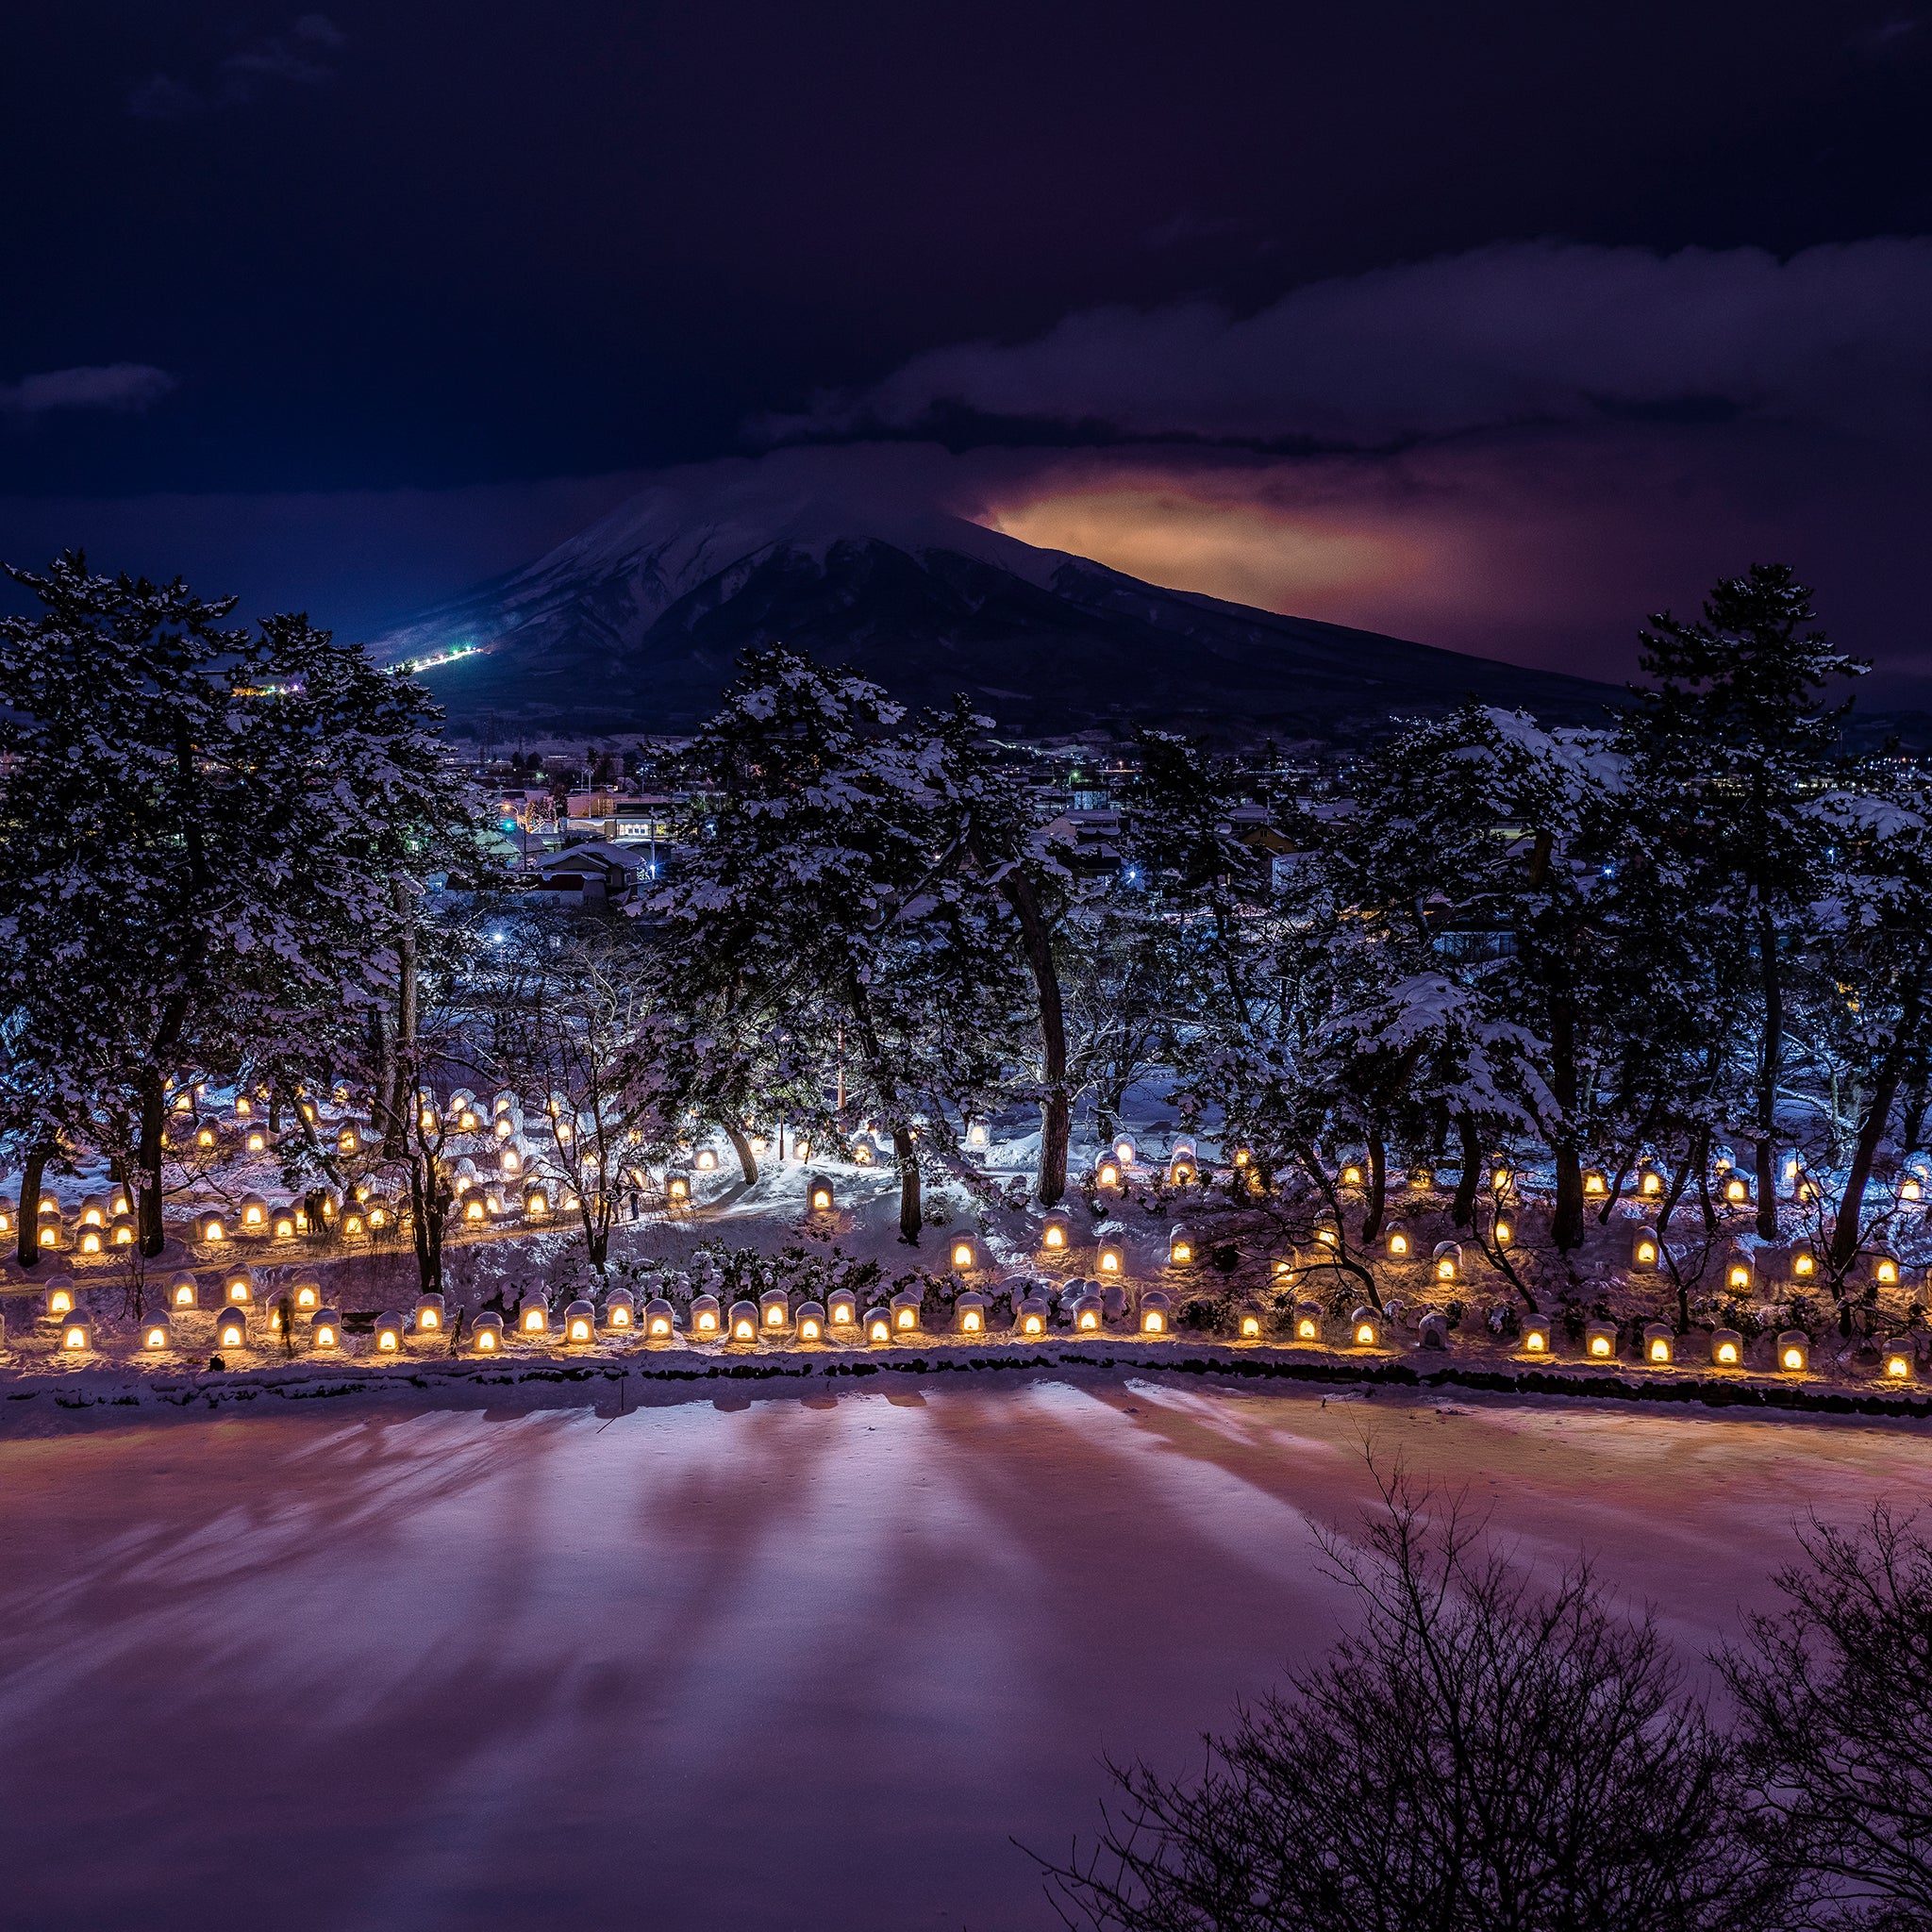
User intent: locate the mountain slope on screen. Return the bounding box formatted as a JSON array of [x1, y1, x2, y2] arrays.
[[372, 473, 1622, 741]]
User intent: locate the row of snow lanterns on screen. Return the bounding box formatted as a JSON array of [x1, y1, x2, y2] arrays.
[[1514, 1311, 1913, 1380], [1094, 1135, 1205, 1191]]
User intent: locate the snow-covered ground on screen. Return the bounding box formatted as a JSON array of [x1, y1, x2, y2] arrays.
[[3, 1374, 1930, 1930]]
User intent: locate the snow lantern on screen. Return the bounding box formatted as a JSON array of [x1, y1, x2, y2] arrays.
[[239, 1192, 268, 1232], [77, 1194, 106, 1228], [1348, 1307, 1383, 1349], [166, 1271, 199, 1311], [341, 1205, 367, 1238], [1113, 1134, 1137, 1168], [42, 1275, 78, 1319], [807, 1174, 835, 1214], [644, 1297, 675, 1340], [413, 1293, 446, 1337], [759, 1289, 791, 1333], [1432, 1241, 1460, 1283], [1139, 1290, 1172, 1336], [470, 1312, 505, 1354], [58, 1313, 92, 1353], [141, 1315, 173, 1352], [1519, 1312, 1554, 1356], [193, 1209, 227, 1243], [692, 1146, 718, 1174], [851, 1138, 875, 1166], [272, 1204, 298, 1239], [223, 1265, 256, 1307], [1168, 1224, 1195, 1268], [795, 1301, 826, 1343], [233, 1094, 252, 1119], [827, 1287, 858, 1326], [517, 1293, 550, 1339], [603, 1289, 637, 1332], [1723, 1173, 1752, 1207], [373, 1313, 405, 1356], [1095, 1237, 1125, 1277], [244, 1125, 269, 1155], [562, 1300, 596, 1345], [491, 1089, 516, 1118], [1168, 1146, 1197, 1187], [1789, 1241, 1817, 1283], [290, 1272, 323, 1315], [890, 1290, 922, 1336], [1642, 1322, 1675, 1366], [309, 1308, 342, 1351], [1775, 1330, 1809, 1374], [76, 1224, 104, 1256], [956, 1291, 989, 1335], [453, 1158, 477, 1194], [863, 1306, 892, 1344], [1016, 1294, 1049, 1338], [1237, 1307, 1263, 1341], [690, 1293, 722, 1338], [1584, 1320, 1618, 1361], [1582, 1168, 1607, 1198], [948, 1233, 984, 1273], [1340, 1160, 1364, 1186], [1638, 1166, 1664, 1198], [491, 1113, 515, 1143], [109, 1215, 135, 1247], [1722, 1245, 1754, 1293], [336, 1120, 364, 1156], [462, 1194, 488, 1224], [1884, 1347, 1914, 1382], [523, 1184, 550, 1218], [1630, 1228, 1660, 1272], [727, 1300, 758, 1343], [1872, 1249, 1902, 1287], [36, 1212, 63, 1250], [194, 1124, 218, 1151], [1287, 1301, 1319, 1343], [1385, 1225, 1411, 1260], [1072, 1292, 1103, 1333], [213, 1304, 251, 1351], [1709, 1327, 1744, 1368]]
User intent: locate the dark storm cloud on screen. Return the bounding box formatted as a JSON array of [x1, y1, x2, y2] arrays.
[[0, 364, 177, 417], [126, 13, 347, 118], [773, 241, 1932, 451]]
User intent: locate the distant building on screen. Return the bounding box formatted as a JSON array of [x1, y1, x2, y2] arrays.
[[529, 841, 649, 908]]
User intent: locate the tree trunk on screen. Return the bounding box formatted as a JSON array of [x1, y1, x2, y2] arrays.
[[15, 1141, 49, 1268], [1755, 899, 1783, 1241], [1831, 1051, 1907, 1272], [1361, 1124, 1388, 1243], [724, 1123, 758, 1187], [1453, 1114, 1481, 1228], [997, 868, 1070, 1207], [408, 1147, 445, 1296], [384, 880, 417, 1158], [138, 1069, 168, 1257], [893, 1124, 922, 1243], [1549, 998, 1585, 1252]]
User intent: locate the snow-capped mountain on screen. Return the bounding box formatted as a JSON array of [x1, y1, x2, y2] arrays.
[[371, 462, 1619, 741]]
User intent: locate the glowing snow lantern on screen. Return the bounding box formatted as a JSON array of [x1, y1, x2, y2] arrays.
[[1642, 1322, 1675, 1366], [1017, 1294, 1048, 1338], [1585, 1320, 1618, 1360], [807, 1174, 834, 1214], [239, 1192, 268, 1232], [195, 1124, 217, 1151], [966, 1122, 990, 1152], [110, 1216, 135, 1246], [273, 1207, 298, 1239], [1432, 1241, 1460, 1282], [1874, 1251, 1902, 1287], [1238, 1308, 1263, 1341], [1639, 1168, 1663, 1198], [497, 1144, 523, 1178], [890, 1290, 922, 1335], [1631, 1229, 1659, 1271], [1709, 1327, 1743, 1368], [603, 1289, 636, 1332], [1349, 1307, 1382, 1349], [1341, 1162, 1364, 1186], [795, 1301, 826, 1343], [492, 1115, 514, 1142], [1113, 1135, 1136, 1167], [172, 1089, 192, 1114], [309, 1308, 341, 1351], [759, 1290, 791, 1332], [194, 1210, 226, 1242], [290, 1273, 322, 1314], [337, 1121, 362, 1156], [234, 1094, 252, 1118], [142, 1315, 173, 1351], [692, 1146, 718, 1175], [222, 1266, 255, 1307], [1095, 1158, 1121, 1189], [1790, 1243, 1817, 1282], [1273, 1257, 1295, 1280], [1292, 1301, 1323, 1342], [59, 1314, 92, 1352], [949, 1234, 983, 1273], [470, 1312, 505, 1354], [77, 1226, 103, 1255], [1905, 1177, 1924, 1203], [414, 1293, 445, 1336], [1885, 1348, 1913, 1381], [463, 1195, 488, 1224], [1140, 1290, 1172, 1336], [852, 1139, 874, 1166], [518, 1294, 550, 1339], [1073, 1292, 1103, 1333], [166, 1271, 199, 1311], [690, 1294, 722, 1337], [43, 1275, 78, 1318], [1386, 1226, 1410, 1260], [1724, 1174, 1751, 1206], [37, 1214, 62, 1249], [1519, 1312, 1554, 1356], [864, 1307, 892, 1343], [1096, 1237, 1124, 1276], [1040, 1209, 1072, 1256], [524, 1185, 549, 1218], [562, 1300, 596, 1345], [953, 1291, 987, 1335], [341, 1209, 366, 1237], [827, 1287, 858, 1326], [1168, 1138, 1197, 1185], [1724, 1248, 1754, 1293], [374, 1313, 405, 1354], [78, 1194, 106, 1228], [1776, 1330, 1809, 1374], [1168, 1224, 1195, 1268], [1582, 1168, 1607, 1197], [728, 1300, 758, 1342], [644, 1297, 675, 1340]]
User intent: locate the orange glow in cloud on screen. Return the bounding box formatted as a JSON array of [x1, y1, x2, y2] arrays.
[[983, 485, 1428, 619]]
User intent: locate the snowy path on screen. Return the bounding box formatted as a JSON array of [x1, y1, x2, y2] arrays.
[[3, 1380, 1931, 1930]]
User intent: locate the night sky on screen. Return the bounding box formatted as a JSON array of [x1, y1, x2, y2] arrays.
[[6, 2, 1931, 691]]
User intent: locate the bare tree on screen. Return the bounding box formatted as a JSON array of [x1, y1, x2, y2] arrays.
[[1039, 1462, 1786, 1932], [1724, 1505, 1932, 1929]]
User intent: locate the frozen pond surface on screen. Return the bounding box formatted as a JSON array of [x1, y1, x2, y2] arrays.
[[6, 1377, 1932, 1930]]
